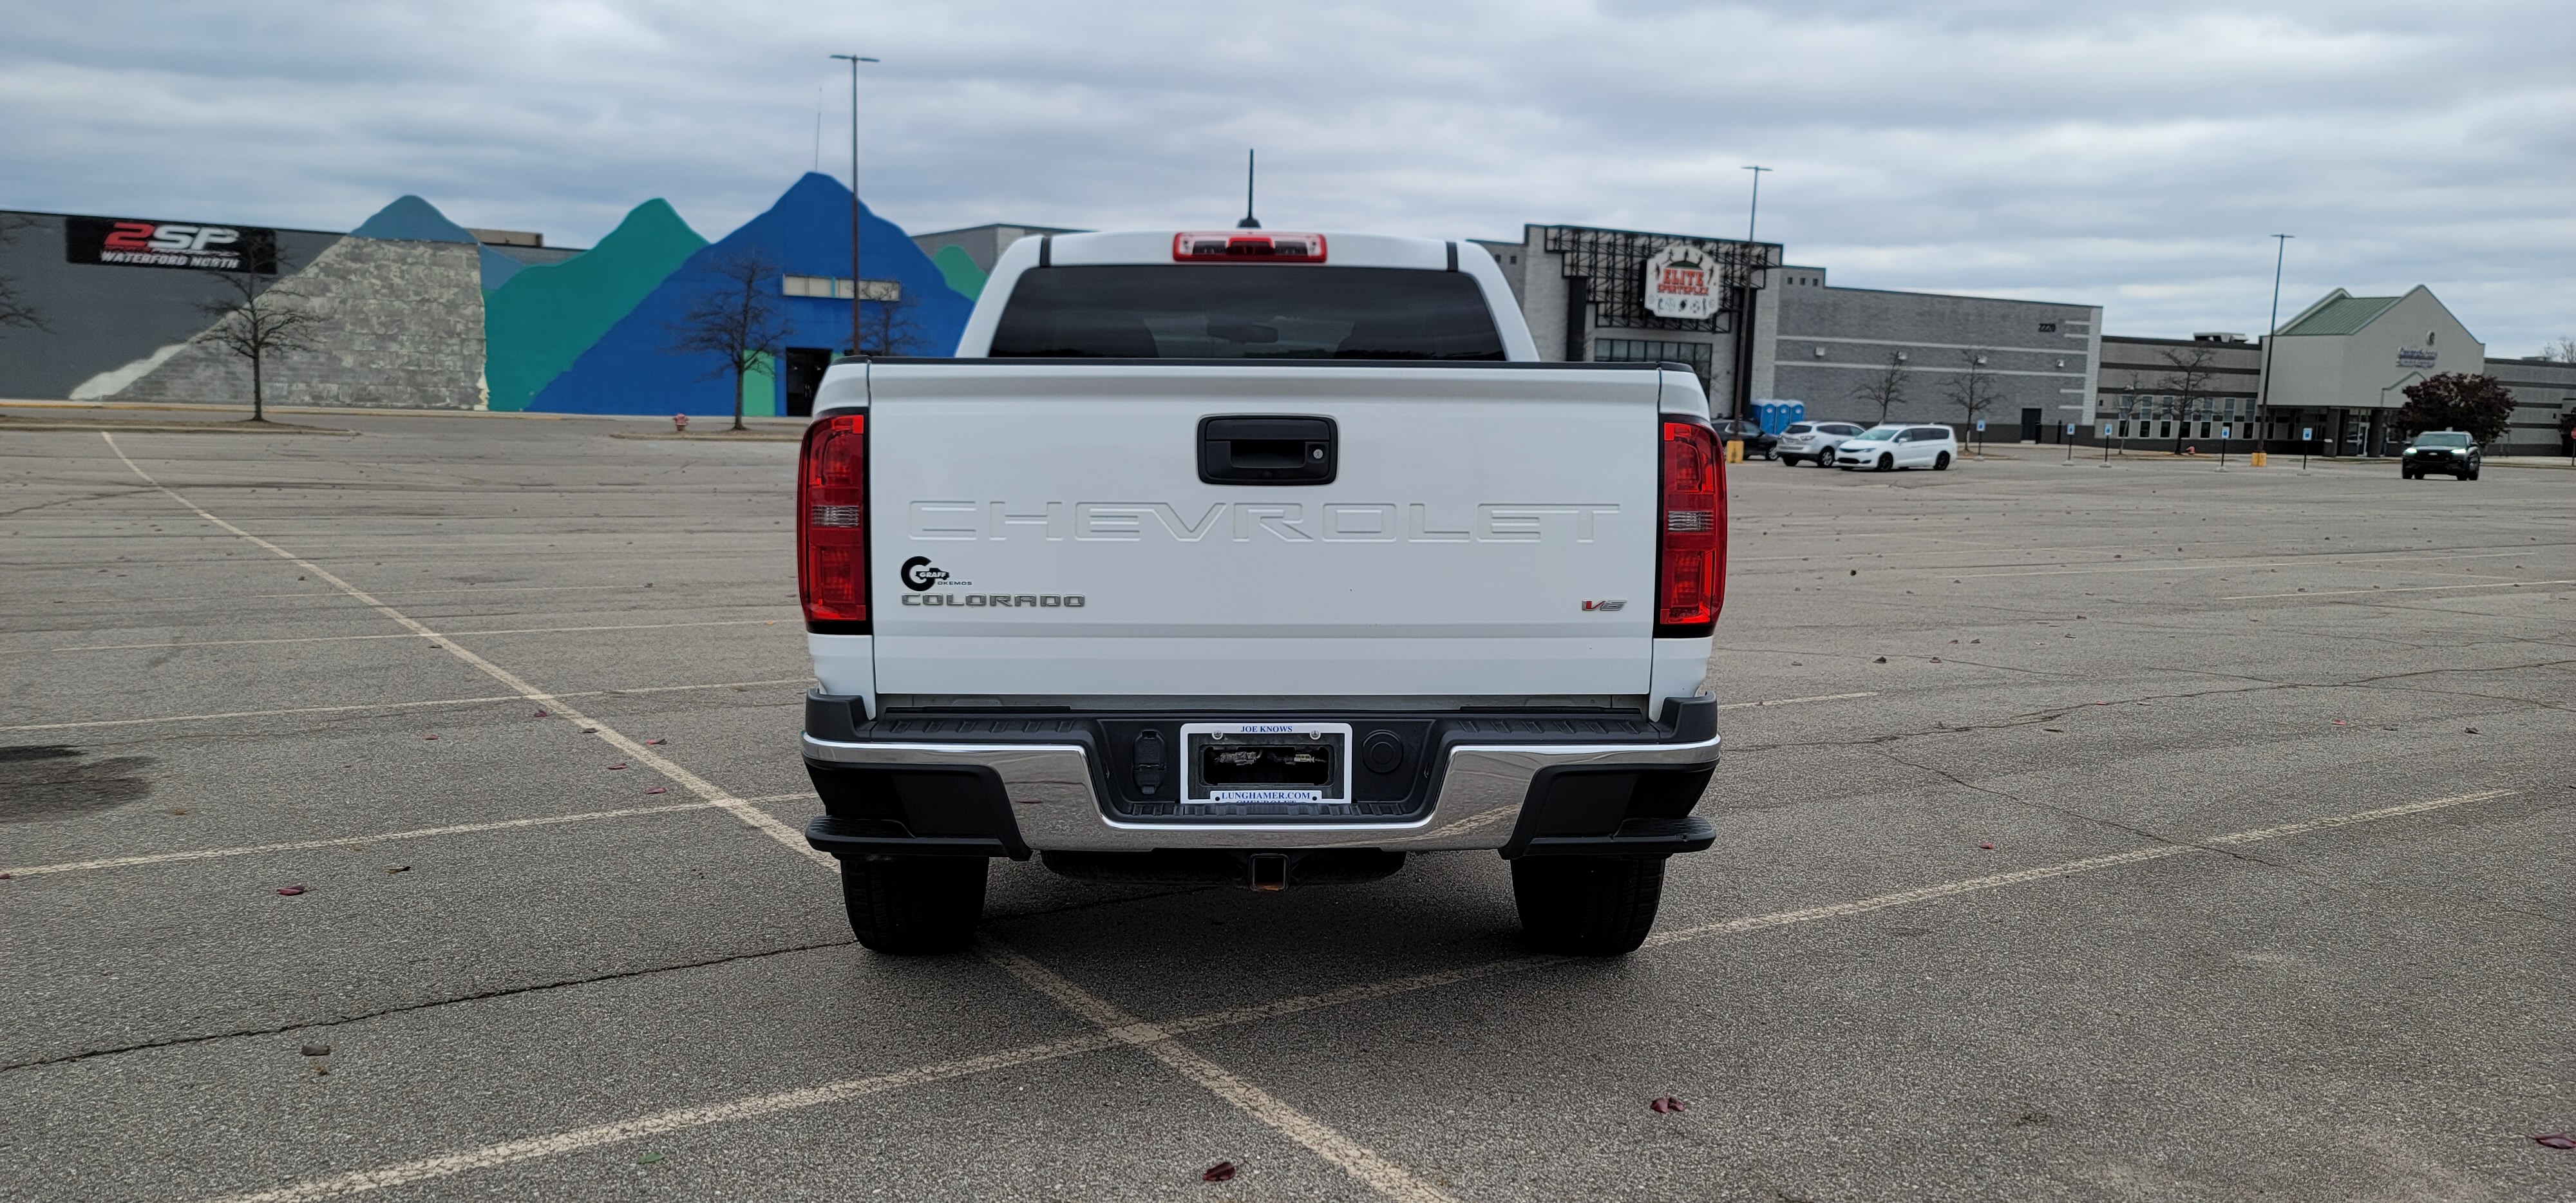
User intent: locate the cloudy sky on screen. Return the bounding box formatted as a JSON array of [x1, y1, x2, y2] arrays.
[[6, 0, 2570, 352]]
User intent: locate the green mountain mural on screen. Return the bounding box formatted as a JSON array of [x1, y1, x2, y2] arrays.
[[483, 199, 706, 412], [930, 243, 989, 300]]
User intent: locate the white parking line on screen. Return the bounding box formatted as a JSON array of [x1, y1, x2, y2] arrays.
[[100, 433, 833, 870], [26, 619, 782, 655], [2219, 580, 2574, 600], [204, 1032, 1126, 1203], [1719, 691, 1875, 710], [0, 678, 811, 733], [979, 943, 1458, 1203], [189, 787, 2516, 1203], [0, 794, 822, 880]]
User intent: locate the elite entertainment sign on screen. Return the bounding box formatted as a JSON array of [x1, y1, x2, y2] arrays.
[[64, 216, 278, 273], [1642, 245, 1718, 319]]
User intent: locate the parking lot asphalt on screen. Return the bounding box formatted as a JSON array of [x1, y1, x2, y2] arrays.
[[2, 415, 2570, 1202]]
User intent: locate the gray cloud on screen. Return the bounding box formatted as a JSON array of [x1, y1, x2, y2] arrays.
[[3, 0, 2567, 352]]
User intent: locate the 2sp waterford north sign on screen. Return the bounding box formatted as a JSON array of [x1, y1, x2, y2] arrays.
[[1641, 245, 1719, 319], [64, 216, 278, 273]]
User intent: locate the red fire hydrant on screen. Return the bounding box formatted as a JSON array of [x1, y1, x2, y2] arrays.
[[673, 413, 689, 433]]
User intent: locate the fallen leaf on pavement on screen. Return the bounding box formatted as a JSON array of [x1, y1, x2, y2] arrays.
[[645, 786, 667, 795], [1979, 842, 1994, 850], [533, 709, 548, 717], [638, 1151, 665, 1164], [607, 763, 628, 770], [301, 1045, 330, 1056], [423, 735, 437, 741], [1873, 656, 1888, 663], [1650, 1097, 1688, 1114], [2534, 1133, 2576, 1150], [645, 738, 667, 745], [1202, 1161, 1238, 1182], [277, 886, 305, 896], [386, 866, 410, 874], [2465, 727, 2480, 734]]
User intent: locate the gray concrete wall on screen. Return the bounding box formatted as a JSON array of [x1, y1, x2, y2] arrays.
[[94, 237, 486, 410], [0, 210, 342, 400], [2488, 355, 2576, 454], [1772, 283, 2099, 439]]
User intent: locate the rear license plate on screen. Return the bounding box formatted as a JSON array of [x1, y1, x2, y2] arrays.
[[1180, 722, 1352, 808]]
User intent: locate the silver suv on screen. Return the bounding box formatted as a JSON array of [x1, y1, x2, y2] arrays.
[[1776, 421, 1869, 468]]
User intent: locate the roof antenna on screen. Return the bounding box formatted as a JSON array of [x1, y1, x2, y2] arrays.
[[1236, 149, 1261, 229]]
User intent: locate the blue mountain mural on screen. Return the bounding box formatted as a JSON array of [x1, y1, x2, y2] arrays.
[[529, 173, 975, 415], [351, 194, 527, 289]]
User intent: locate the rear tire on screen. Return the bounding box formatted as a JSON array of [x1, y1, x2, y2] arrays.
[[1513, 856, 1667, 956], [841, 856, 987, 954], [1780, 455, 1801, 467], [1934, 451, 1952, 471], [2465, 468, 2479, 480], [1875, 453, 1895, 472], [1816, 451, 1834, 468]]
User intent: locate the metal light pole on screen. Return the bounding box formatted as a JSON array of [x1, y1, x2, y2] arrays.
[[2253, 233, 2291, 466], [829, 53, 878, 357], [1742, 166, 1771, 243]]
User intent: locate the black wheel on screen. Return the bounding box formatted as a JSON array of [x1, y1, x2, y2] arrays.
[[1815, 451, 1834, 468], [840, 856, 987, 953], [1779, 455, 1801, 467], [1512, 856, 1667, 956], [2465, 468, 2479, 481], [1934, 451, 1952, 471], [1875, 453, 1895, 472], [2401, 469, 2417, 479]]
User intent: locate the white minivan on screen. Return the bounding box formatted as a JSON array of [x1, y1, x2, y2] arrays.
[[1833, 424, 1959, 472]]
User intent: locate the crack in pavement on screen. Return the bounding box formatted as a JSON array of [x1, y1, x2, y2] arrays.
[[0, 936, 861, 1075], [1877, 752, 2291, 871]]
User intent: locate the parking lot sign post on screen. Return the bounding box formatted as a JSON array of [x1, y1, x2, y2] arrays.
[[2065, 422, 2076, 462], [2300, 428, 2313, 471]]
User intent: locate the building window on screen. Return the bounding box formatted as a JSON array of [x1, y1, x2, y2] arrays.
[[1596, 339, 1714, 377], [783, 274, 902, 301], [2038, 322, 2058, 333]]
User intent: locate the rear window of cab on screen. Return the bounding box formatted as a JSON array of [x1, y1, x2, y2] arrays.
[[990, 265, 1508, 361]]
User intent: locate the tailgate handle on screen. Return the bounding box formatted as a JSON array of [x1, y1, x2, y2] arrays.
[[1198, 415, 1337, 486]]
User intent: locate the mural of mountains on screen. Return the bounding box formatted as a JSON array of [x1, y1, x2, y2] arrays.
[[483, 199, 706, 412], [531, 173, 974, 415], [352, 194, 531, 290]]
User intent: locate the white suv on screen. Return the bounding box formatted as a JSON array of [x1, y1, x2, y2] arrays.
[[1834, 424, 1959, 472], [1776, 421, 1868, 467]]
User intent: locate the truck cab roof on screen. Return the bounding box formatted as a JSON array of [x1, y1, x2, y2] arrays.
[[955, 231, 1540, 361]]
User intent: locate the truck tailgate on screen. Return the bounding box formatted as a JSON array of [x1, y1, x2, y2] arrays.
[[865, 362, 1666, 703]]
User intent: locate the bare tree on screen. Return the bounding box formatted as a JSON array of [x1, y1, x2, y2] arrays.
[[853, 286, 933, 357], [194, 258, 327, 422], [667, 248, 791, 431], [0, 214, 48, 334], [1852, 349, 1909, 425], [2542, 336, 2576, 364], [1945, 347, 2000, 437], [2152, 345, 2224, 453]]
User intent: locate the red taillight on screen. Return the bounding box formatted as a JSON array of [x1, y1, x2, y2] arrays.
[[1172, 232, 1327, 263], [1656, 418, 1725, 635], [799, 413, 868, 630]]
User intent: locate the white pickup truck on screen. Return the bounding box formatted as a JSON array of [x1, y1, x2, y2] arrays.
[[796, 229, 1726, 956]]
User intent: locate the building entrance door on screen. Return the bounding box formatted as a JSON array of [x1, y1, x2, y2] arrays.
[[2021, 407, 2042, 442], [782, 348, 834, 417]]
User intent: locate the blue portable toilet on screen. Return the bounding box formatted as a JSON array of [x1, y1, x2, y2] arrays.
[[1753, 399, 1806, 435]]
